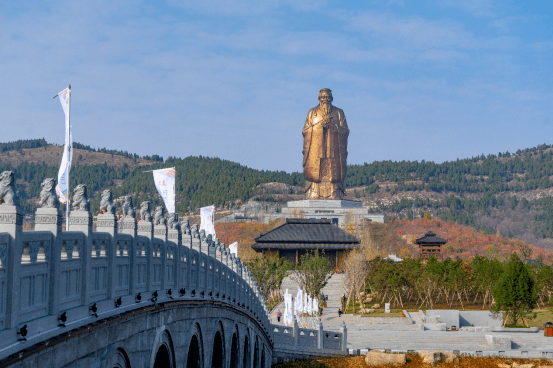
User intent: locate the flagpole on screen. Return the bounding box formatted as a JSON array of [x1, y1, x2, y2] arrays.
[[66, 84, 71, 230]]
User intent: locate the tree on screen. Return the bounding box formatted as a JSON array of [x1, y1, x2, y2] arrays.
[[291, 251, 333, 298], [492, 253, 538, 326], [245, 254, 291, 304], [342, 249, 367, 313], [536, 265, 553, 307]]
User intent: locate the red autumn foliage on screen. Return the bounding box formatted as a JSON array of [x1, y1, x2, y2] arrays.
[[392, 218, 553, 263], [214, 220, 284, 261]]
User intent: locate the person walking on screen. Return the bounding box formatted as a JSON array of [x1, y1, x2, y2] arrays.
[[277, 309, 282, 323]]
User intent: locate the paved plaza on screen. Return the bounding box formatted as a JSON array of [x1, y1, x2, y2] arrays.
[[272, 273, 553, 358]]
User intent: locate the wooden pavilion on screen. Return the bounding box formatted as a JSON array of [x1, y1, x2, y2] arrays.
[[251, 218, 360, 268], [415, 231, 447, 259]]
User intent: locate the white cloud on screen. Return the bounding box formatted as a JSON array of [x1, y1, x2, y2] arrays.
[[0, 1, 551, 172]]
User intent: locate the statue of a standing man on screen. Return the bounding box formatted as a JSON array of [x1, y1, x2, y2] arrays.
[[302, 88, 349, 199]]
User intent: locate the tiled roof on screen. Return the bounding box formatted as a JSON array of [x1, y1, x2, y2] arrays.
[[254, 218, 359, 244], [414, 231, 448, 245], [252, 242, 359, 250]]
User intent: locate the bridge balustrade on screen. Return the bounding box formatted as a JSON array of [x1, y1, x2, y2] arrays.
[[0, 202, 271, 361], [271, 318, 347, 357]]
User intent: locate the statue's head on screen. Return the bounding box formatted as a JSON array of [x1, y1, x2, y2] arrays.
[[318, 88, 333, 105]]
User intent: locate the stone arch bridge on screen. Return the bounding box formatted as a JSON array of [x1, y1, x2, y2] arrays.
[[0, 176, 346, 368]]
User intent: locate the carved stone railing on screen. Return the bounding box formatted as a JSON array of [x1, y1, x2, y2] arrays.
[[272, 318, 347, 357], [0, 202, 271, 360]]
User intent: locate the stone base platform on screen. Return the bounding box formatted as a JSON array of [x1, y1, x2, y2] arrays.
[[280, 199, 385, 226]]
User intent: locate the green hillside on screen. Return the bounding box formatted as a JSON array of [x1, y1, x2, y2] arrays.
[[3, 138, 553, 248], [0, 139, 303, 213]]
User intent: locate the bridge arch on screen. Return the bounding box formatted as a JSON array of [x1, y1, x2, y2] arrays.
[[229, 325, 240, 368], [186, 322, 204, 368], [103, 345, 131, 368], [210, 321, 225, 368], [243, 332, 251, 368], [151, 326, 176, 368], [253, 338, 259, 368], [261, 346, 266, 368]]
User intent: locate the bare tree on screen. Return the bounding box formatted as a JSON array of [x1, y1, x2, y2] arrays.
[[343, 249, 367, 313]]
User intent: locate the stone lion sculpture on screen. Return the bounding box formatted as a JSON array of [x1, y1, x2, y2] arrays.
[[140, 201, 151, 222], [122, 196, 135, 218], [181, 218, 190, 234], [72, 184, 90, 211], [38, 178, 58, 208], [0, 171, 18, 206], [153, 205, 165, 226], [99, 189, 115, 214], [191, 224, 199, 238], [168, 213, 180, 230]]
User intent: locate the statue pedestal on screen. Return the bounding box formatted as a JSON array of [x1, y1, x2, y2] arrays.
[[0, 205, 23, 236], [35, 207, 63, 234], [97, 213, 118, 235], [286, 199, 362, 209], [281, 199, 384, 227]]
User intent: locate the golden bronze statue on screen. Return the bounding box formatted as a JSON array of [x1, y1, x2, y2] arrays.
[[302, 88, 349, 199]]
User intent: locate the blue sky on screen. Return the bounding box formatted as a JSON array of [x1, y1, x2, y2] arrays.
[[1, 0, 552, 172]]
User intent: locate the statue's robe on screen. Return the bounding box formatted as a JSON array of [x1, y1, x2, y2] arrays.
[[302, 104, 349, 199]]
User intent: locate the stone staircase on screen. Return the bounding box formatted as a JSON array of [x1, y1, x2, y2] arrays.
[[281, 274, 301, 296], [352, 331, 492, 351], [410, 311, 425, 324], [511, 335, 553, 350]]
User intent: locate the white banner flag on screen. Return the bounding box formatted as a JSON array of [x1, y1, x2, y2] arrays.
[[229, 241, 238, 256], [152, 167, 175, 213], [56, 87, 72, 204], [295, 289, 303, 316], [283, 290, 293, 325], [200, 205, 216, 238]]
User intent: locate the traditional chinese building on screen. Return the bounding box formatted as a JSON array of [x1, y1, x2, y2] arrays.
[[251, 218, 360, 268], [415, 231, 447, 259]]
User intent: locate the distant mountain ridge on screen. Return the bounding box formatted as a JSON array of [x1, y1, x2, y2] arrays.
[[3, 138, 553, 251]]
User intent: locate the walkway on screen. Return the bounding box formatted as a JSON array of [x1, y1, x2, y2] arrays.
[[273, 273, 553, 356]]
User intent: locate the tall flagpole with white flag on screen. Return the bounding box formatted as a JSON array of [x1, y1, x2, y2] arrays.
[[151, 167, 176, 213], [200, 205, 216, 239], [54, 85, 72, 230]]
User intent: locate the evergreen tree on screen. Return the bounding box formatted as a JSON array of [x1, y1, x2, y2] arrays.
[[491, 253, 538, 326]]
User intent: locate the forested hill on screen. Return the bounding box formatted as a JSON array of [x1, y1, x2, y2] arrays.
[[0, 139, 304, 214], [4, 138, 553, 250]]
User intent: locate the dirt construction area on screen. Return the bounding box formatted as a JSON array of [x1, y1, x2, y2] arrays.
[[273, 355, 553, 368]]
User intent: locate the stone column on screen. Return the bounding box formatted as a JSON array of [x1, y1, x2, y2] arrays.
[[119, 216, 137, 294], [153, 223, 167, 290], [317, 319, 324, 349], [191, 229, 200, 294], [137, 220, 153, 291], [35, 207, 63, 234], [180, 225, 192, 294], [235, 256, 243, 306], [69, 209, 93, 307], [96, 213, 118, 299], [221, 246, 229, 301], [1, 204, 23, 329], [293, 317, 299, 347], [214, 241, 222, 297], [167, 227, 180, 293], [207, 235, 215, 296], [35, 207, 63, 315], [340, 321, 347, 352]]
